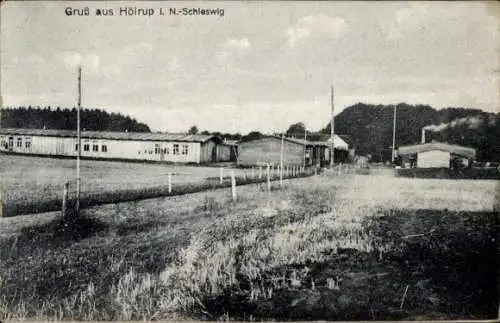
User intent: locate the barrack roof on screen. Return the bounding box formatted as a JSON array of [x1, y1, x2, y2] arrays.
[[0, 128, 216, 143], [397, 142, 476, 159]]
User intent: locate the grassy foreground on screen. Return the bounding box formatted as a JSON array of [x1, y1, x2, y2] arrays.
[[0, 173, 498, 320]]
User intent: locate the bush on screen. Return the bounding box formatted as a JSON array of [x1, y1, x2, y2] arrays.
[[396, 168, 500, 180]]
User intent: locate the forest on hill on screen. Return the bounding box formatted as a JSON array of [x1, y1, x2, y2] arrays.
[[319, 103, 500, 162], [0, 106, 150, 133]]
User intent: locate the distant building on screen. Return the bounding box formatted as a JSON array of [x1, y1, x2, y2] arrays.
[[307, 133, 353, 163], [0, 128, 232, 164], [223, 139, 239, 161], [237, 134, 349, 167], [397, 141, 476, 169]]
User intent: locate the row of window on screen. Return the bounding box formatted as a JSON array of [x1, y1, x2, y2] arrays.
[[12, 137, 32, 149], [75, 143, 108, 153], [140, 144, 189, 156], [1, 136, 190, 157]]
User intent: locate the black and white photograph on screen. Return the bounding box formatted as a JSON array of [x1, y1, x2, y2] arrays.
[[0, 0, 499, 321]]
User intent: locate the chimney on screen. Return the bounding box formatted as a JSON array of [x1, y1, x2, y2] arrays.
[[421, 128, 426, 144]]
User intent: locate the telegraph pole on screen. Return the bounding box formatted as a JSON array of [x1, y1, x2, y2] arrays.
[[280, 132, 284, 186], [76, 65, 82, 214], [330, 85, 335, 168], [303, 128, 307, 167], [391, 105, 396, 163]]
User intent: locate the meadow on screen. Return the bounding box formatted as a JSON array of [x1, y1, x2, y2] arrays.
[[0, 155, 288, 216], [0, 168, 498, 320]]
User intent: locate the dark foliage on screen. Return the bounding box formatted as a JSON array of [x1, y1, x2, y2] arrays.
[[320, 103, 500, 162], [1, 106, 150, 132], [286, 122, 306, 137], [396, 167, 500, 180], [188, 125, 199, 135], [241, 131, 264, 141]]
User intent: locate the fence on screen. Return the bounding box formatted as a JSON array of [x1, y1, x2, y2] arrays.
[[0, 163, 356, 218]]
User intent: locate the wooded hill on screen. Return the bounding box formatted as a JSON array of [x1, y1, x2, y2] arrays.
[[0, 106, 150, 133], [320, 103, 500, 162]]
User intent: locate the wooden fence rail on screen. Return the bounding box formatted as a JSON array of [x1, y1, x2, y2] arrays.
[[1, 164, 350, 218]]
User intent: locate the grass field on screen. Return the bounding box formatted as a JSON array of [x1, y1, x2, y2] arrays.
[[0, 155, 274, 216], [0, 169, 498, 320]]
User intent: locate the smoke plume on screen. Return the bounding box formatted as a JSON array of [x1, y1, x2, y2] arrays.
[[423, 116, 483, 132]]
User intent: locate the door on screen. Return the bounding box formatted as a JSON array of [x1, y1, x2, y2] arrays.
[[212, 146, 217, 162], [8, 137, 13, 152], [160, 145, 165, 161], [56, 141, 64, 155]]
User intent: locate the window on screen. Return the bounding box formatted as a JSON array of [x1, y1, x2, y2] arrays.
[[102, 145, 108, 153], [173, 144, 179, 155], [182, 144, 189, 155], [93, 144, 99, 152], [84, 144, 90, 152], [75, 144, 79, 151], [155, 144, 160, 154], [25, 139, 32, 149], [16, 137, 22, 148], [164, 146, 169, 155]]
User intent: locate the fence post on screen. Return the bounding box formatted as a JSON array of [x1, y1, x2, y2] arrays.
[[0, 191, 3, 217], [266, 164, 271, 192], [259, 166, 262, 179], [314, 167, 317, 176], [251, 167, 255, 179], [231, 170, 237, 201], [279, 165, 283, 187], [220, 167, 224, 184], [62, 180, 69, 218], [338, 163, 342, 176], [168, 172, 172, 193], [243, 170, 247, 181]]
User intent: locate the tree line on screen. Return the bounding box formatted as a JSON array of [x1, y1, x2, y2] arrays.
[[0, 106, 150, 132]]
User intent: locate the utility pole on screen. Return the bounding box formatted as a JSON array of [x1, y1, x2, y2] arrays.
[[76, 65, 82, 215], [280, 132, 284, 186], [303, 128, 307, 167], [391, 105, 396, 163], [330, 85, 335, 168]]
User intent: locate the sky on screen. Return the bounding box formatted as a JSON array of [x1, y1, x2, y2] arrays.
[[1, 1, 499, 134]]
